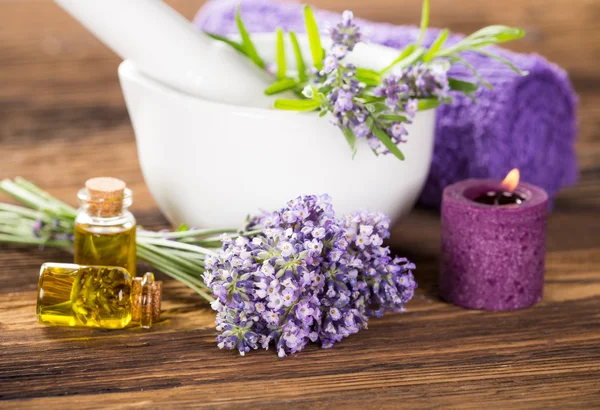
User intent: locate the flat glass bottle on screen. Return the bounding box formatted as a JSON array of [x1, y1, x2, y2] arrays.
[[37, 263, 162, 329], [74, 177, 137, 276]]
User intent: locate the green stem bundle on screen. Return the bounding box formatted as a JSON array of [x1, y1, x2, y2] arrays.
[[0, 178, 249, 303]]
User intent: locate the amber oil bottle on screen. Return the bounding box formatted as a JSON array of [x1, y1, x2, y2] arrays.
[[74, 178, 137, 276], [37, 263, 162, 329]]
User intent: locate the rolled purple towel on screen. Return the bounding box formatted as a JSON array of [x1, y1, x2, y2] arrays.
[[194, 0, 578, 207]]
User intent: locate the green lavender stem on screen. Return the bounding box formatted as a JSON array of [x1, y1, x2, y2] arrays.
[[137, 241, 207, 281], [0, 234, 72, 248], [136, 246, 214, 301], [137, 227, 237, 239], [137, 237, 218, 257]]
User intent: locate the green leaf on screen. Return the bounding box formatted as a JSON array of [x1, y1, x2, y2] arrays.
[[377, 114, 409, 122], [423, 29, 449, 62], [304, 5, 324, 70], [236, 5, 265, 69], [472, 49, 529, 76], [274, 99, 321, 111], [358, 95, 384, 104], [368, 121, 405, 161], [276, 28, 286, 80], [467, 25, 525, 44], [435, 26, 525, 57], [416, 0, 430, 47], [448, 78, 479, 93], [264, 78, 298, 95], [365, 102, 390, 113], [450, 54, 493, 89], [289, 31, 307, 82], [177, 224, 189, 232], [417, 99, 441, 110], [342, 127, 357, 155], [356, 68, 382, 86], [204, 32, 247, 55]]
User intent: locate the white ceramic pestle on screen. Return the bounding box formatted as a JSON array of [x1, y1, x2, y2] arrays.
[[54, 0, 274, 107]]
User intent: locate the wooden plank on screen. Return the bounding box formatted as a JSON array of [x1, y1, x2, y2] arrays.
[[2, 286, 600, 407]]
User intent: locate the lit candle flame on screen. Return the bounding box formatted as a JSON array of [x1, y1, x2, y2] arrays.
[[501, 169, 520, 192]]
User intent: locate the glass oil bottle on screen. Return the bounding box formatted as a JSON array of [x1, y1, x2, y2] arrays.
[[37, 263, 162, 329], [74, 177, 137, 276]]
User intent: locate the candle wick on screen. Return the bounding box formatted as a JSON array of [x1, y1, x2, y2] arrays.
[[494, 192, 503, 206]]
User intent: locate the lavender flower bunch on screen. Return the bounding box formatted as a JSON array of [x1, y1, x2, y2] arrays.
[[207, 0, 527, 161], [203, 194, 417, 357]]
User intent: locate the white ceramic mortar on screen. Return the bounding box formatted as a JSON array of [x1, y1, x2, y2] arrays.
[[119, 35, 435, 227]]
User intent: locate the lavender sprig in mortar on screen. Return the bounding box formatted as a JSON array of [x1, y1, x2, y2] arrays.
[[207, 0, 527, 160]]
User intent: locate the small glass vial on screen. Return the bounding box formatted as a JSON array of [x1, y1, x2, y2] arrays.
[[37, 263, 162, 329], [74, 177, 137, 276]]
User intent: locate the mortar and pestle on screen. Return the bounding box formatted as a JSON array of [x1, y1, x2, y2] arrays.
[[55, 0, 436, 227]]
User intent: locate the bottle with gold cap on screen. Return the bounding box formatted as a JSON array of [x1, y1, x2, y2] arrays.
[[37, 263, 161, 329], [74, 177, 137, 276]]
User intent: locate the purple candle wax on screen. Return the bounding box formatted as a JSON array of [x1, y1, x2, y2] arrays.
[[440, 178, 548, 310]]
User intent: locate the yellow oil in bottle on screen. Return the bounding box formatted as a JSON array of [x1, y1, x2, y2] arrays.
[[74, 224, 137, 277], [74, 177, 137, 276], [37, 264, 133, 329]]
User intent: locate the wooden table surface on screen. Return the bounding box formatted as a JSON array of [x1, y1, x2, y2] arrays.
[[1, 0, 599, 408]]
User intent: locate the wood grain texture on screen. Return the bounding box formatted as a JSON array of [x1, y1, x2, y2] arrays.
[[1, 0, 600, 408]]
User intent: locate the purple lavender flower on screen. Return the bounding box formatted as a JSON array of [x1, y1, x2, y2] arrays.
[[31, 219, 44, 238], [331, 43, 348, 59], [329, 10, 363, 52], [205, 195, 417, 357], [321, 54, 339, 75], [391, 123, 408, 140], [374, 76, 409, 109], [353, 122, 371, 138], [334, 89, 354, 113], [398, 63, 449, 99], [367, 136, 382, 151], [405, 99, 419, 118], [30, 218, 73, 243]]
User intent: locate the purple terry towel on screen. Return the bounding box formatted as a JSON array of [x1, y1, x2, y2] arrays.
[[194, 0, 578, 207]]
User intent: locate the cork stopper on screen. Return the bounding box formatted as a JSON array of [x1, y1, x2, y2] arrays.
[[84, 177, 126, 217], [131, 272, 162, 329]]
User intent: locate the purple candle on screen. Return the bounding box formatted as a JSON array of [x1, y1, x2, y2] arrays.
[[440, 169, 548, 310]]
